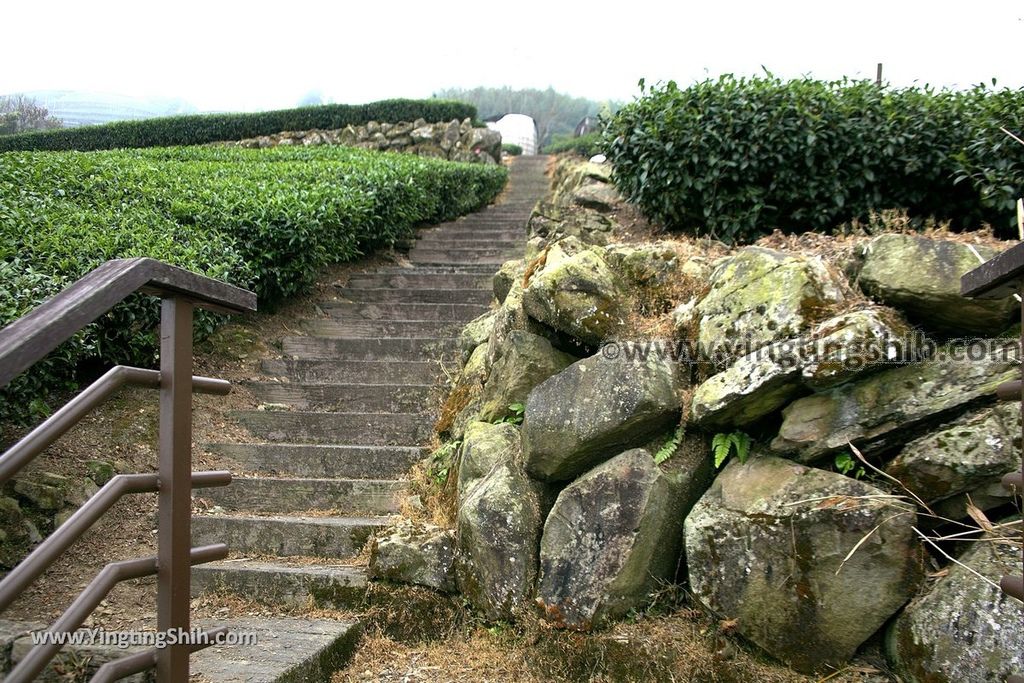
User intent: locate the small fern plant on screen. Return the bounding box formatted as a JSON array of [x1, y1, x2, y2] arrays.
[[712, 431, 752, 469], [495, 403, 525, 426], [654, 425, 685, 464]]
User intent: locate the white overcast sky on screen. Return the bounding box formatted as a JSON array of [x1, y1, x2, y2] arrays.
[[3, 0, 1022, 112]]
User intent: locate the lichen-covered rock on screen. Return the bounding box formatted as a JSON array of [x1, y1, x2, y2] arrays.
[[0, 497, 32, 569], [459, 311, 497, 363], [695, 247, 847, 358], [603, 242, 688, 292], [685, 456, 923, 673], [457, 421, 522, 500], [493, 259, 525, 304], [477, 331, 576, 422], [369, 523, 457, 593], [456, 462, 546, 620], [523, 345, 684, 482], [12, 473, 70, 510], [537, 448, 710, 629], [885, 404, 1021, 509], [801, 307, 912, 389], [772, 340, 1019, 462], [85, 459, 116, 487], [691, 340, 805, 428], [856, 234, 1016, 335], [522, 248, 631, 346], [571, 181, 621, 212], [886, 525, 1023, 683]]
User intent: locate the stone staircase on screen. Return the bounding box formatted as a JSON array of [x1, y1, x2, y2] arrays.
[[188, 156, 550, 680]]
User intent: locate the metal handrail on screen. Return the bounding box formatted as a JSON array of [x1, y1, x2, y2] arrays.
[[963, 243, 1024, 683], [0, 258, 256, 682]]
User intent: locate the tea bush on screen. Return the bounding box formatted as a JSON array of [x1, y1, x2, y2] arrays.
[[544, 131, 604, 157], [605, 77, 1024, 242], [0, 146, 507, 419], [0, 98, 477, 152]]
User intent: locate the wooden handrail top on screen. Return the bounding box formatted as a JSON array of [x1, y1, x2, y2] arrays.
[[962, 241, 1024, 300], [0, 258, 256, 388]]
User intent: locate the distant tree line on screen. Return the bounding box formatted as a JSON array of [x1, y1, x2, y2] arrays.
[[433, 86, 620, 148], [0, 95, 62, 135]]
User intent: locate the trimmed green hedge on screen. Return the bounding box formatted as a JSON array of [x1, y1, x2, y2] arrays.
[[606, 77, 1024, 242], [0, 99, 477, 152], [0, 146, 506, 419], [544, 131, 604, 157]]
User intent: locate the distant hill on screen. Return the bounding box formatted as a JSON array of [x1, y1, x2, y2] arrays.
[[8, 90, 198, 128]]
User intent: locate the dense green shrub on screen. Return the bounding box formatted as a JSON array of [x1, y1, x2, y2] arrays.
[[605, 77, 1024, 242], [0, 146, 507, 420], [544, 131, 605, 157], [502, 143, 523, 156], [0, 99, 476, 152]]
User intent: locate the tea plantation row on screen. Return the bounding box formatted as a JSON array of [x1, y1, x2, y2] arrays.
[[0, 145, 507, 418], [605, 77, 1024, 241]]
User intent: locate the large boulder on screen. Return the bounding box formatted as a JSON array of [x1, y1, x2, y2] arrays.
[[457, 420, 521, 500], [368, 523, 456, 593], [685, 456, 923, 673], [571, 181, 621, 213], [885, 404, 1021, 510], [695, 247, 847, 359], [800, 307, 912, 390], [477, 331, 576, 422], [536, 448, 709, 628], [456, 461, 547, 620], [523, 345, 684, 482], [458, 311, 496, 363], [856, 234, 1017, 335], [522, 247, 631, 346], [771, 340, 1019, 463], [886, 525, 1023, 682], [493, 259, 525, 304]]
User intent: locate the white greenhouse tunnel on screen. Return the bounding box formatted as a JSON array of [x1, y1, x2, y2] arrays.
[[486, 114, 538, 155]]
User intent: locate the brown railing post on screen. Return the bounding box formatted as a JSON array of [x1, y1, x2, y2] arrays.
[[157, 296, 194, 681]]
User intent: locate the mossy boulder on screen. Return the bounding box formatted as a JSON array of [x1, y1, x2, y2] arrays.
[[522, 247, 631, 346], [523, 344, 684, 482], [536, 449, 706, 628], [771, 340, 1019, 463], [493, 259, 526, 304], [456, 461, 547, 621], [886, 525, 1023, 682], [0, 497, 33, 569], [885, 404, 1021, 510], [478, 331, 576, 423], [856, 234, 1017, 335], [457, 421, 522, 500], [369, 523, 457, 593], [695, 247, 847, 358], [685, 456, 923, 673], [800, 307, 912, 389], [459, 311, 497, 363]]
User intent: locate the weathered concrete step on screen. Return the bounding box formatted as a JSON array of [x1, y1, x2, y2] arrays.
[[2, 619, 154, 682], [191, 562, 367, 610], [321, 302, 490, 321], [281, 336, 456, 361], [262, 358, 437, 384], [409, 255, 510, 266], [303, 318, 465, 338], [191, 617, 361, 683], [201, 477, 407, 514], [344, 273, 492, 289], [193, 514, 388, 558], [206, 443, 424, 479], [333, 287, 492, 304], [414, 235, 522, 247], [408, 247, 520, 260], [233, 410, 434, 444], [247, 382, 438, 413], [375, 264, 500, 274]]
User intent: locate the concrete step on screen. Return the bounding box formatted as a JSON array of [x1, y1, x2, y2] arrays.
[[344, 273, 492, 289], [415, 235, 522, 246], [302, 318, 465, 338], [233, 410, 434, 445], [374, 264, 500, 274], [193, 514, 388, 558], [261, 358, 438, 384], [321, 302, 489, 322], [207, 443, 424, 479], [2, 619, 154, 682], [191, 561, 368, 610], [408, 246, 520, 260], [200, 477, 407, 514], [191, 617, 361, 683], [332, 287, 492, 304], [409, 255, 511, 266], [281, 335, 456, 360], [247, 381, 437, 413]]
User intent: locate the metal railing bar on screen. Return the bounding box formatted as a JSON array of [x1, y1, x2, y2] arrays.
[[88, 626, 229, 683], [1004, 471, 1023, 492], [0, 366, 230, 485], [5, 544, 227, 683], [0, 471, 231, 612], [996, 380, 1022, 401], [0, 258, 255, 389], [1002, 575, 1024, 602]]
